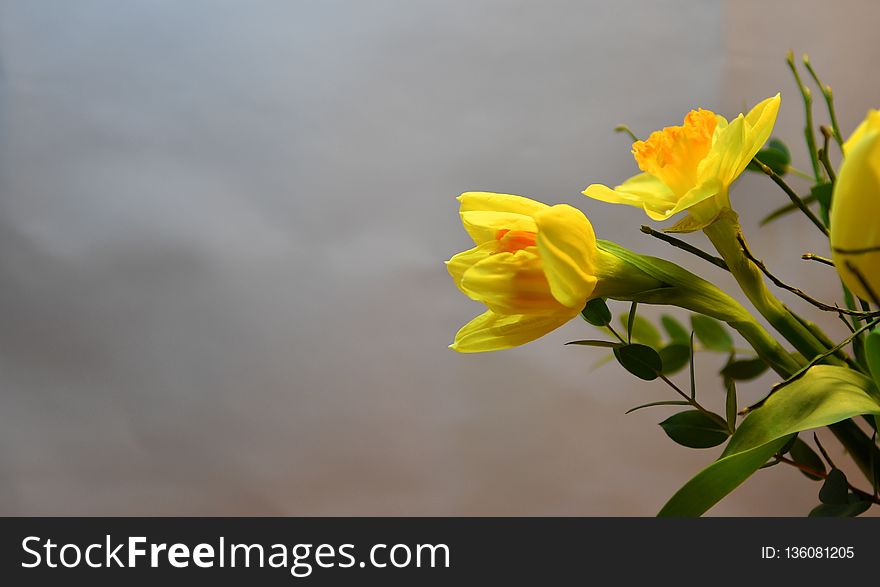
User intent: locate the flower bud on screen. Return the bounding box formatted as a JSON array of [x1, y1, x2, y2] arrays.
[[830, 128, 880, 303]]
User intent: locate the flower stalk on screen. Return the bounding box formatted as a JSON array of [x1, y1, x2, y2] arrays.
[[593, 241, 801, 378], [703, 212, 842, 365]]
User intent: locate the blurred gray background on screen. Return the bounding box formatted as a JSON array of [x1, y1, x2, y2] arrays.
[[0, 0, 878, 515]]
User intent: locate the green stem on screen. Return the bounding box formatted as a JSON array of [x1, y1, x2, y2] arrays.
[[803, 55, 845, 152], [703, 213, 840, 364], [705, 213, 879, 488], [594, 242, 801, 378], [787, 50, 822, 182]]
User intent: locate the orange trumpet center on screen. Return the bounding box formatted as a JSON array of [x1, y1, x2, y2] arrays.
[[632, 108, 717, 197]]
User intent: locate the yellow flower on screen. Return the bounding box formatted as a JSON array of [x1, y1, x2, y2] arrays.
[[843, 109, 880, 155], [582, 94, 781, 232], [830, 126, 880, 303], [447, 192, 598, 352]]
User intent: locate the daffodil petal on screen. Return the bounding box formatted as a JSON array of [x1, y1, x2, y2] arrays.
[[739, 93, 781, 177], [584, 174, 677, 221], [668, 178, 723, 217], [664, 213, 713, 233], [450, 309, 575, 353], [460, 248, 563, 314], [702, 113, 746, 187], [460, 210, 538, 245], [457, 192, 547, 244], [458, 192, 548, 216], [445, 241, 498, 296], [534, 204, 598, 308], [843, 109, 880, 155]]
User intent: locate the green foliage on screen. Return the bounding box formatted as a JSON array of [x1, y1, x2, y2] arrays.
[[659, 344, 690, 375], [613, 344, 662, 381], [659, 366, 880, 516], [691, 315, 734, 353], [720, 357, 768, 381], [865, 328, 880, 392], [725, 378, 737, 433], [809, 498, 872, 518], [619, 311, 662, 348], [658, 436, 791, 517], [723, 367, 880, 457], [659, 411, 729, 449], [809, 469, 871, 517], [581, 298, 612, 327], [759, 193, 818, 226], [660, 314, 690, 344], [789, 438, 825, 481], [818, 468, 848, 505], [565, 340, 623, 348], [747, 138, 791, 176], [810, 182, 833, 212]]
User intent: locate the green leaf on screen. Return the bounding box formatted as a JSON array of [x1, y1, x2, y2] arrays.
[[789, 438, 826, 481], [659, 410, 729, 449], [581, 298, 612, 327], [661, 314, 690, 344], [625, 303, 638, 343], [818, 469, 848, 505], [613, 343, 662, 381], [809, 499, 871, 517], [725, 378, 737, 433], [589, 353, 615, 372], [659, 344, 690, 374], [759, 194, 818, 226], [720, 357, 769, 381], [625, 400, 690, 414], [778, 433, 798, 456], [565, 340, 623, 348], [811, 182, 833, 211], [865, 328, 880, 391], [688, 332, 696, 401], [658, 436, 791, 517], [691, 315, 733, 352], [658, 366, 880, 516], [747, 138, 791, 176], [620, 311, 662, 348], [723, 367, 880, 458]]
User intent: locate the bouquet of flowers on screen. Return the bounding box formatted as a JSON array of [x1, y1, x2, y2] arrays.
[[446, 52, 880, 516]]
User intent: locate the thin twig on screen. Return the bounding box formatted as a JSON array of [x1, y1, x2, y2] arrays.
[[802, 253, 834, 266], [813, 432, 837, 469], [819, 126, 836, 183], [639, 225, 729, 271], [755, 158, 829, 236], [771, 317, 880, 391], [606, 322, 725, 428], [614, 124, 639, 142], [737, 234, 880, 318]]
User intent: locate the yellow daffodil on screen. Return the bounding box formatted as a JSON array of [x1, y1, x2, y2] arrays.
[[830, 126, 880, 303], [843, 109, 880, 155], [583, 94, 781, 232], [447, 192, 598, 352]]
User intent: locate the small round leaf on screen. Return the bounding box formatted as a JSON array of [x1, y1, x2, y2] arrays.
[[660, 314, 690, 344], [691, 315, 733, 353], [613, 343, 662, 381], [659, 410, 729, 449], [581, 298, 612, 327], [659, 344, 690, 375], [720, 357, 768, 381]]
